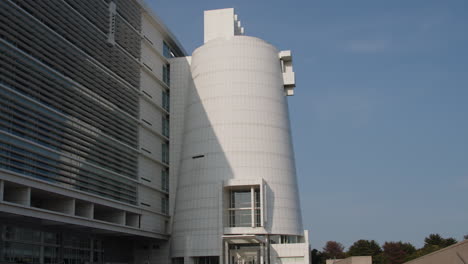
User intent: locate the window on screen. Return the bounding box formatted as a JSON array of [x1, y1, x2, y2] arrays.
[[162, 143, 169, 164], [162, 90, 170, 111], [270, 235, 302, 244], [162, 115, 169, 137], [161, 196, 169, 214], [195, 256, 219, 264], [228, 188, 261, 227], [230, 190, 251, 208], [163, 63, 170, 86], [163, 41, 175, 58], [161, 169, 169, 192], [172, 257, 184, 264], [3, 242, 41, 264]]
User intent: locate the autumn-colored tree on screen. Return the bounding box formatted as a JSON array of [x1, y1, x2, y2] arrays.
[[382, 242, 416, 264], [322, 241, 346, 259], [400, 242, 416, 255]]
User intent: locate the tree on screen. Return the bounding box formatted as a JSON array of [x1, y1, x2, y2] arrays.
[[443, 237, 457, 247], [424, 234, 457, 248], [382, 242, 416, 264], [406, 234, 459, 261], [322, 241, 346, 259], [400, 242, 416, 256], [311, 249, 325, 264], [348, 240, 382, 256], [348, 240, 382, 264], [424, 234, 443, 247]]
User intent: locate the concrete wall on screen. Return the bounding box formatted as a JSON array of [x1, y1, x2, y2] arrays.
[[404, 240, 468, 264], [326, 256, 372, 264], [137, 9, 172, 241]]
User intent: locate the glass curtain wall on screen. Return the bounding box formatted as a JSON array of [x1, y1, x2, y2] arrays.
[[228, 188, 261, 227]]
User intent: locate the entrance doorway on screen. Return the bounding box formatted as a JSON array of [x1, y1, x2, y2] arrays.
[[229, 245, 260, 264]]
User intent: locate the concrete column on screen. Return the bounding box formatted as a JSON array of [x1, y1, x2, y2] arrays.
[[122, 211, 127, 226], [90, 203, 94, 219], [250, 186, 255, 227], [260, 183, 264, 226], [0, 180, 4, 201], [224, 241, 229, 264], [40, 231, 45, 264], [263, 184, 268, 225], [90, 239, 94, 264], [25, 187, 31, 206], [0, 222, 4, 262], [266, 235, 270, 264], [260, 243, 264, 264]]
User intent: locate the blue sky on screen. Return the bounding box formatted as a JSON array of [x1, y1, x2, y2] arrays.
[[147, 0, 468, 250]]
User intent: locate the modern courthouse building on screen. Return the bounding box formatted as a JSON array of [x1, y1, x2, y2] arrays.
[[0, 0, 309, 263]]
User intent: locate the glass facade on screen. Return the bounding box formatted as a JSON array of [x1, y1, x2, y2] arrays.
[[0, 225, 103, 264], [0, 0, 141, 205], [269, 235, 303, 244], [162, 115, 170, 137], [162, 143, 169, 164], [228, 189, 261, 227], [163, 41, 176, 58], [195, 256, 219, 264], [162, 90, 170, 112], [161, 168, 169, 192], [163, 63, 171, 86]]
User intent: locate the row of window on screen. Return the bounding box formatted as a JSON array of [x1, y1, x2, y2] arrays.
[[0, 134, 137, 204], [160, 43, 171, 214], [142, 41, 172, 213], [0, 225, 104, 264], [269, 235, 304, 244]]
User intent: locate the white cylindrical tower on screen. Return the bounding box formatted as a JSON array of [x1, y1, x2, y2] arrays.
[[171, 8, 307, 263]]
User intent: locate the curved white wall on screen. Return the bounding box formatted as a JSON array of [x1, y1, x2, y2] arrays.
[[171, 36, 303, 257]]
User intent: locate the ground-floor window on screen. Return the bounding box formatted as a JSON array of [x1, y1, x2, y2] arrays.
[[0, 224, 103, 264], [194, 256, 219, 264], [172, 257, 184, 264]]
